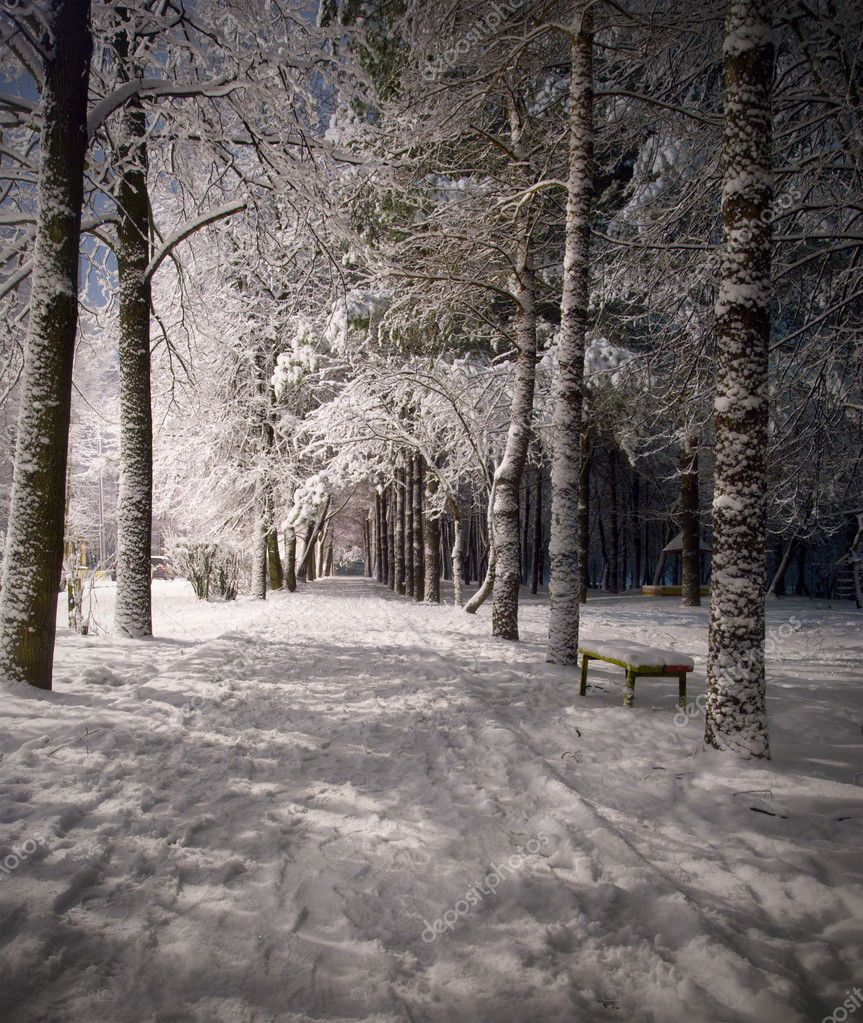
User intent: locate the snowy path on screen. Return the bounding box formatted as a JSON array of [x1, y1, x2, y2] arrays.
[[1, 579, 861, 1022]]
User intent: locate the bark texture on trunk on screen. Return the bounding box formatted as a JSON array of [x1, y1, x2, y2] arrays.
[[386, 485, 395, 589], [0, 0, 92, 689], [491, 177, 538, 636], [113, 24, 154, 639], [547, 4, 593, 661], [449, 497, 464, 606], [375, 490, 386, 583], [405, 456, 414, 597], [251, 493, 267, 600], [465, 483, 497, 614], [531, 470, 542, 595], [394, 469, 406, 594], [705, 0, 773, 759], [424, 474, 441, 603], [265, 491, 283, 591], [413, 456, 425, 601], [284, 530, 297, 592]]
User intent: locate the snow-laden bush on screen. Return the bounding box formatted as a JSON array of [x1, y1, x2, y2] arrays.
[[169, 539, 240, 601]]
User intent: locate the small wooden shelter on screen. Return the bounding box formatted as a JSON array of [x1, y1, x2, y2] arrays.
[[642, 531, 711, 597]]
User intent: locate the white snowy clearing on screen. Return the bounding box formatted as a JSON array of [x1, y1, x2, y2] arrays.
[[1, 579, 861, 1023]]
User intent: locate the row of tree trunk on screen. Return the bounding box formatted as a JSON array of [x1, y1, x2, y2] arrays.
[[368, 454, 443, 603]]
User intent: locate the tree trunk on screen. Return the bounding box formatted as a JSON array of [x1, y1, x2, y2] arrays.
[[465, 482, 497, 614], [531, 470, 543, 595], [424, 473, 441, 603], [652, 541, 668, 586], [768, 535, 797, 598], [317, 523, 328, 578], [794, 542, 806, 597], [443, 519, 454, 580], [113, 24, 154, 638], [251, 493, 267, 600], [0, 0, 93, 689], [521, 471, 531, 585], [405, 456, 414, 597], [491, 120, 538, 640], [546, 2, 594, 659], [387, 485, 395, 589], [680, 434, 701, 607], [632, 470, 642, 590], [284, 529, 297, 592], [374, 491, 380, 581], [705, 0, 773, 759], [607, 448, 620, 594], [578, 428, 590, 603], [375, 490, 386, 583], [413, 456, 425, 600], [266, 492, 283, 591], [449, 497, 464, 606], [394, 468, 405, 594], [297, 496, 330, 580]]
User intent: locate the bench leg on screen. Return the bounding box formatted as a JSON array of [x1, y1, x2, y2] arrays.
[[579, 654, 590, 696], [678, 673, 687, 711], [624, 669, 636, 708]]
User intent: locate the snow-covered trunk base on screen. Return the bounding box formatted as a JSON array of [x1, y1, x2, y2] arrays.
[[705, 0, 773, 759], [680, 434, 701, 608], [114, 96, 154, 639], [0, 1, 92, 689], [547, 6, 593, 663]]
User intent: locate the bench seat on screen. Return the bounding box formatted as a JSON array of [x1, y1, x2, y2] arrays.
[[578, 640, 694, 709]]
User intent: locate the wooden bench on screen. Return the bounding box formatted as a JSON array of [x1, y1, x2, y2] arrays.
[[578, 641, 694, 709]]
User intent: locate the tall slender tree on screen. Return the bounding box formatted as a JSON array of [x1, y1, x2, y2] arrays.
[[0, 0, 93, 689], [113, 14, 154, 638], [705, 0, 773, 758], [547, 1, 594, 662]]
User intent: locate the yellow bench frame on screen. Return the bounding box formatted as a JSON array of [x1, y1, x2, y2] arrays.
[[579, 648, 689, 709]]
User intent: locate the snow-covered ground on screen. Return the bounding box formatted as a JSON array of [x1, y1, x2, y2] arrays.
[[0, 578, 861, 1022]]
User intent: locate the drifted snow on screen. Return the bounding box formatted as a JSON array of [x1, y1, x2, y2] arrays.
[[0, 579, 860, 1021]]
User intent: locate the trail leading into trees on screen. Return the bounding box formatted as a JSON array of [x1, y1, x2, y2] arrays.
[[1, 578, 861, 1022]]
